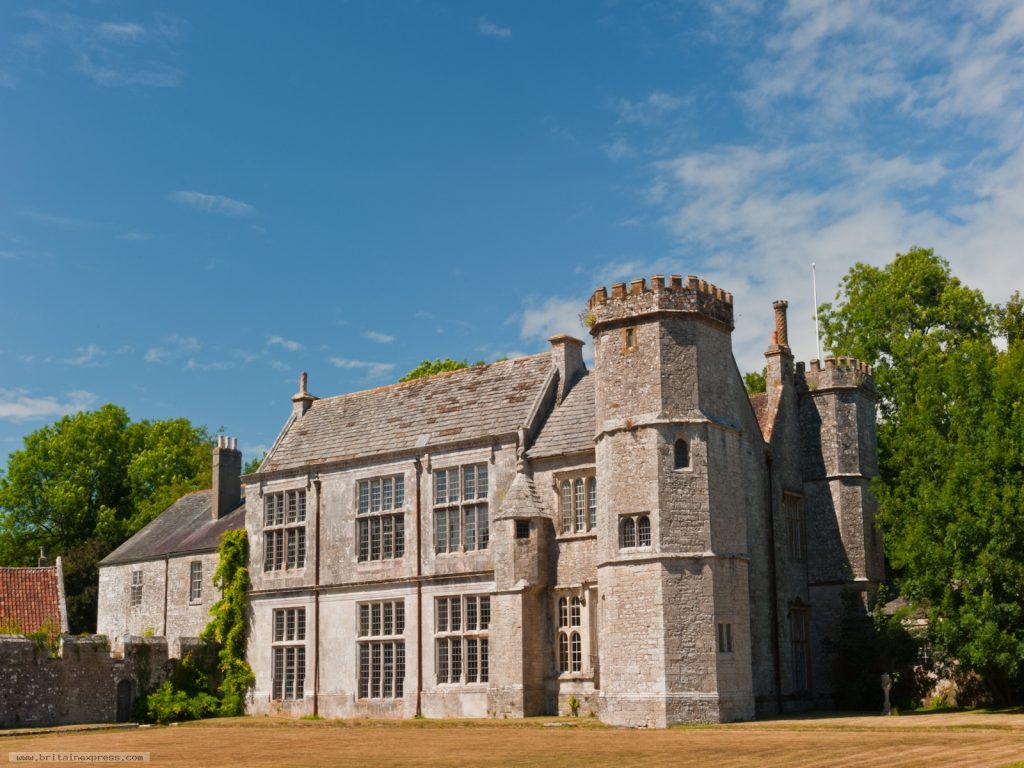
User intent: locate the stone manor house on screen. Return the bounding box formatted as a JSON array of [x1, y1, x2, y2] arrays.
[[97, 272, 883, 727]]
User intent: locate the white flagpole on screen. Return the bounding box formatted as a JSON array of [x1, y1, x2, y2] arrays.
[[812, 262, 821, 360]]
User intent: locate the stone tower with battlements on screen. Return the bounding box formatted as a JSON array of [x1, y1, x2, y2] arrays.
[[587, 274, 762, 726]]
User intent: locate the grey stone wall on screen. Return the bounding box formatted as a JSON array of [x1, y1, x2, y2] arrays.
[[0, 636, 168, 728]]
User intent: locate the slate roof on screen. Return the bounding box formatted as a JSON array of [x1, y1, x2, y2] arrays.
[[528, 372, 595, 459], [263, 354, 555, 473], [101, 490, 246, 566], [0, 563, 66, 634], [496, 473, 548, 520]]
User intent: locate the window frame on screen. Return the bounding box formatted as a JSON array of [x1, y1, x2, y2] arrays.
[[784, 493, 806, 563], [130, 570, 143, 607], [263, 489, 307, 573], [556, 472, 596, 536], [357, 600, 406, 700], [189, 561, 202, 604], [435, 594, 490, 685], [433, 464, 490, 555], [271, 607, 306, 701], [619, 513, 652, 549], [356, 475, 407, 563]]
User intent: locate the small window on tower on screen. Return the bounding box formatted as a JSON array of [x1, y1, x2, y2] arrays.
[[515, 520, 531, 539], [623, 327, 637, 351], [674, 438, 689, 470]]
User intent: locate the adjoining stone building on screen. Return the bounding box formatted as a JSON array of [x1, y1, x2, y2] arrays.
[[237, 272, 883, 727], [96, 436, 246, 656]]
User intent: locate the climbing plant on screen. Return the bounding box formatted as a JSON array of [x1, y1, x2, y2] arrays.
[[201, 528, 255, 716]]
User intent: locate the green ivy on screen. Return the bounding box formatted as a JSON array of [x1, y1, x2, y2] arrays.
[[201, 528, 255, 716]]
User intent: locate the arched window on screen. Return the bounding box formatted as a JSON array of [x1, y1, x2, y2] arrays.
[[570, 632, 582, 673], [570, 596, 581, 627], [560, 481, 572, 533], [558, 597, 568, 628], [587, 478, 597, 529], [558, 631, 569, 673], [674, 438, 689, 470], [638, 515, 652, 547], [621, 517, 636, 548]]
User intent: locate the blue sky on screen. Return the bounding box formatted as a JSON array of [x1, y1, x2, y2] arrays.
[[2, 1, 1023, 468]]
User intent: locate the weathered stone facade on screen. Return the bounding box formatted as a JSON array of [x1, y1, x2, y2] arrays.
[[0, 635, 169, 727], [96, 271, 880, 727], [237, 272, 881, 726]]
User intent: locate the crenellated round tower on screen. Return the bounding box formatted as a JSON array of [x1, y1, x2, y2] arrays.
[[589, 273, 757, 727]]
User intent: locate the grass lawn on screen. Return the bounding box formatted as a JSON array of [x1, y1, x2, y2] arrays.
[[3, 710, 1023, 767]]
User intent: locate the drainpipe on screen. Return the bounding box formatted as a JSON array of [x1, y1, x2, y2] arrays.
[[313, 476, 322, 718], [162, 555, 169, 637], [414, 458, 423, 718], [765, 453, 783, 714]]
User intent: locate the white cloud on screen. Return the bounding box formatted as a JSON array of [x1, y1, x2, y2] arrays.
[[99, 22, 145, 40], [363, 330, 395, 344], [144, 334, 200, 363], [478, 17, 512, 39], [169, 191, 255, 217], [0, 70, 14, 88], [0, 388, 97, 423], [76, 54, 181, 87], [603, 137, 636, 161], [267, 335, 303, 352], [63, 344, 105, 366], [0, 250, 16, 259], [185, 359, 233, 372], [328, 357, 396, 380], [518, 296, 587, 342]]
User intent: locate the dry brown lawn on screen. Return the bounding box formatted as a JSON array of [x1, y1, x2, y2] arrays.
[[4, 711, 1024, 768]]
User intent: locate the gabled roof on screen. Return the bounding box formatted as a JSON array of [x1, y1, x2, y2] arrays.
[[748, 392, 771, 439], [0, 562, 67, 634], [262, 354, 554, 473], [528, 372, 595, 459], [496, 472, 548, 520], [101, 490, 245, 566]]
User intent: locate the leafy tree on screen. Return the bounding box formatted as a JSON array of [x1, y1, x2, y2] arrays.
[[0, 405, 211, 632], [743, 369, 766, 394], [399, 357, 484, 382], [242, 452, 266, 475], [819, 247, 1023, 703]]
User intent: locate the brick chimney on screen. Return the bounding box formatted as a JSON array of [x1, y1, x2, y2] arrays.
[[292, 371, 317, 418], [549, 334, 585, 404], [212, 435, 242, 520]]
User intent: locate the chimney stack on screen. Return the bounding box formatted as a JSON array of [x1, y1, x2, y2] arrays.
[[772, 300, 790, 350], [37, 546, 47, 568], [549, 335, 586, 404], [292, 371, 317, 418], [212, 435, 242, 520]]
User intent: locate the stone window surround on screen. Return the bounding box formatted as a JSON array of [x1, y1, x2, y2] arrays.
[[432, 463, 490, 555], [262, 488, 307, 573], [619, 513, 652, 549], [556, 592, 591, 676], [356, 474, 407, 563], [783, 492, 806, 563], [188, 560, 202, 604], [129, 570, 143, 607], [717, 621, 734, 654], [272, 607, 306, 701], [357, 600, 406, 700], [789, 601, 811, 693], [553, 470, 597, 538], [672, 435, 692, 472], [435, 594, 490, 686]]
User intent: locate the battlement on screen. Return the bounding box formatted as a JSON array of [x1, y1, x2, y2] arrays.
[[587, 274, 734, 330], [800, 356, 876, 393]]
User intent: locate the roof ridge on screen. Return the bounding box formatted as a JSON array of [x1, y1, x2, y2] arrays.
[[311, 352, 550, 406]]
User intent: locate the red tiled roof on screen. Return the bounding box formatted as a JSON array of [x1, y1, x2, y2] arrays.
[[0, 564, 66, 635]]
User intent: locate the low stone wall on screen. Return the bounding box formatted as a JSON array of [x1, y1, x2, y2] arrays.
[[0, 635, 169, 728]]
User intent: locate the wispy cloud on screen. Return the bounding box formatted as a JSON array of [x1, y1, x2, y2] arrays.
[[517, 296, 586, 342], [21, 10, 183, 89], [63, 344, 105, 366], [144, 334, 200, 363], [363, 330, 395, 344], [118, 231, 152, 241], [0, 388, 97, 423], [267, 335, 303, 352], [616, 91, 687, 125], [0, 70, 14, 89], [185, 359, 233, 372], [23, 210, 93, 230], [478, 17, 512, 39], [328, 357, 396, 380], [0, 250, 16, 260], [169, 191, 255, 217]]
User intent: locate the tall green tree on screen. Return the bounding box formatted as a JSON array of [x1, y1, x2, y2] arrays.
[[0, 405, 211, 632], [819, 247, 1023, 703]]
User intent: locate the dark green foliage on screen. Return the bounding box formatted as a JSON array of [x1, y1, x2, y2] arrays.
[[820, 247, 1024, 704], [144, 650, 221, 725], [399, 357, 485, 382], [0, 405, 211, 632], [830, 592, 922, 710], [242, 452, 267, 475], [201, 529, 254, 716], [743, 369, 766, 394]]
